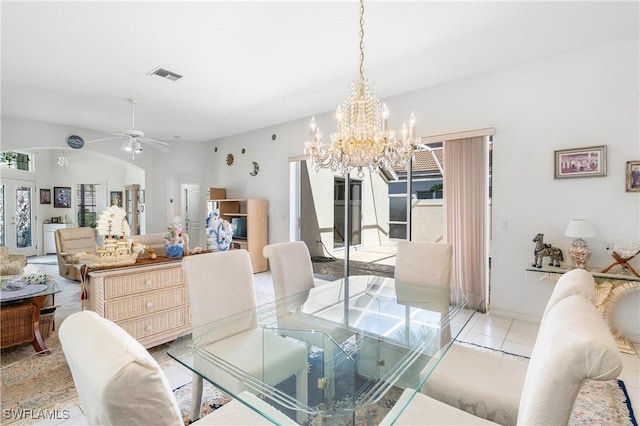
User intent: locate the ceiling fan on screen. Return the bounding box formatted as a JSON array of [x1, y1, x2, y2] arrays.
[[86, 99, 170, 158]]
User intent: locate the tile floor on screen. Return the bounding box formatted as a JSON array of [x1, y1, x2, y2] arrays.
[[37, 271, 640, 425]]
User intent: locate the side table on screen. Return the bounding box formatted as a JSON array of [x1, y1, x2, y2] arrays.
[[526, 265, 640, 354], [0, 280, 60, 354]]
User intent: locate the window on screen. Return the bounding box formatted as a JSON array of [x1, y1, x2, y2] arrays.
[[0, 151, 31, 171], [76, 184, 98, 227]]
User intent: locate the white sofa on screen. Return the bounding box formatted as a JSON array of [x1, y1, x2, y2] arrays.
[[419, 268, 599, 425], [382, 294, 622, 425]]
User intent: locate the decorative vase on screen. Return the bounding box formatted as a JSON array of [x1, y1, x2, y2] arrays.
[[165, 244, 184, 258]]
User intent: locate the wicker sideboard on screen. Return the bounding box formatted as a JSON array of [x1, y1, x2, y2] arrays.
[[84, 259, 190, 348]]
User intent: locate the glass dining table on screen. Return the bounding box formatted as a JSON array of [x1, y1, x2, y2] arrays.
[[168, 275, 483, 425]]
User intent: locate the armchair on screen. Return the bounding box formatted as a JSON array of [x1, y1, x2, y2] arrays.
[[54, 227, 97, 281]]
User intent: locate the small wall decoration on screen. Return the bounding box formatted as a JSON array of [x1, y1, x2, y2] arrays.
[[40, 188, 51, 204], [53, 186, 71, 208], [554, 145, 607, 179], [626, 160, 640, 192], [110, 191, 123, 207], [250, 161, 260, 176], [226, 153, 234, 166]]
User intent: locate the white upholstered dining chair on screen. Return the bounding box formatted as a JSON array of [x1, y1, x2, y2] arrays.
[[182, 250, 308, 423], [382, 294, 622, 425], [395, 240, 454, 347], [419, 267, 599, 425], [59, 310, 295, 425], [394, 240, 453, 288], [263, 241, 316, 316]]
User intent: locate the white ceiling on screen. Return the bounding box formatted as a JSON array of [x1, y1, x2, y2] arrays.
[[2, 1, 638, 145]]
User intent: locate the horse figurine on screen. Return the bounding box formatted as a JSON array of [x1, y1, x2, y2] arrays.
[[532, 233, 564, 268]]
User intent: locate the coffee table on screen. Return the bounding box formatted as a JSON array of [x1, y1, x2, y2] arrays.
[[168, 275, 483, 424], [0, 279, 60, 353]]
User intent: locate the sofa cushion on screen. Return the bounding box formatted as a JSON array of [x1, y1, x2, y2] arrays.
[[59, 310, 183, 425], [422, 343, 527, 425], [517, 295, 622, 425], [381, 388, 498, 425]]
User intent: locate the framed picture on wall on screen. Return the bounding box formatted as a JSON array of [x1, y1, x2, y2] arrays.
[[626, 160, 640, 192], [53, 186, 71, 208], [110, 191, 123, 207], [40, 188, 51, 204], [554, 145, 607, 179]]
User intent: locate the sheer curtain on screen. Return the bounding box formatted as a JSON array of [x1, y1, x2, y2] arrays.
[[443, 136, 489, 312]]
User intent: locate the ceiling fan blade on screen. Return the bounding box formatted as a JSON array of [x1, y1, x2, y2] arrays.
[[86, 136, 124, 144], [142, 138, 171, 152], [143, 137, 170, 147]]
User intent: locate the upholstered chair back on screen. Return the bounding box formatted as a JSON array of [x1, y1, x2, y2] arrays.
[[541, 267, 596, 321], [264, 241, 315, 316], [182, 250, 257, 333], [54, 227, 97, 281], [395, 241, 453, 288], [59, 310, 183, 425], [517, 295, 622, 425]]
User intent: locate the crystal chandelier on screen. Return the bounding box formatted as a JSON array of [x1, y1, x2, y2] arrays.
[[305, 0, 419, 178]]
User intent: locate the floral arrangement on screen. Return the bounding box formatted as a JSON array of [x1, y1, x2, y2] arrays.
[[205, 209, 233, 251]]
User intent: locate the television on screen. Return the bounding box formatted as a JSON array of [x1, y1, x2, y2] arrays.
[[231, 217, 247, 240]]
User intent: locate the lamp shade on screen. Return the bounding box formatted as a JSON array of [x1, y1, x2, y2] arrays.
[[564, 219, 596, 238]]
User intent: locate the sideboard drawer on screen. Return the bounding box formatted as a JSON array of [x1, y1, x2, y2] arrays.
[[120, 307, 188, 340], [102, 268, 184, 299], [104, 287, 187, 322]]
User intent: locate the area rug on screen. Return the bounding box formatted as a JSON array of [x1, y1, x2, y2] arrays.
[[173, 381, 232, 425]]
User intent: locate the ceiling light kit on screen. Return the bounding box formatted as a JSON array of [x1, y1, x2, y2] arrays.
[[305, 0, 419, 179], [85, 99, 170, 159]]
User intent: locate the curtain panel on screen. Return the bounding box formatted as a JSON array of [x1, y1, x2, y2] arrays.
[[443, 136, 489, 312]]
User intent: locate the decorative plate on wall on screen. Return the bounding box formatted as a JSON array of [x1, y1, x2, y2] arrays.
[[67, 135, 84, 149]]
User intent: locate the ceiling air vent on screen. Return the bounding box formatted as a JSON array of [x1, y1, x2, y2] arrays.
[[147, 67, 183, 82]]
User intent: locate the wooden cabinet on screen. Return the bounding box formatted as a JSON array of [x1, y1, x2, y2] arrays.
[[207, 198, 268, 273], [85, 260, 190, 348], [124, 184, 140, 235], [43, 223, 73, 254]]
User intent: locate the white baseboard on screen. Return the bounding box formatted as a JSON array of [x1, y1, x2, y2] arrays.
[[490, 308, 640, 346], [488, 308, 541, 325]]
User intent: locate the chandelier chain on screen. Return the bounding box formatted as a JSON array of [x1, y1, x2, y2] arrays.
[[359, 0, 365, 80]]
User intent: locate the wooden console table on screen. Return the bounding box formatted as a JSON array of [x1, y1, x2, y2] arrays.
[[526, 265, 640, 354], [82, 257, 190, 348]]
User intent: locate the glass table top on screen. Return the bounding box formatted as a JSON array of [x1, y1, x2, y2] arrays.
[[0, 278, 60, 303], [168, 275, 483, 424]]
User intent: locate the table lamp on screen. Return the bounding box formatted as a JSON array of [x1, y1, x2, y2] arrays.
[[564, 219, 596, 269]]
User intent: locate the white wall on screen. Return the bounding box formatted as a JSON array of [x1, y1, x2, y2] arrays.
[[206, 37, 640, 341], [1, 117, 210, 238]]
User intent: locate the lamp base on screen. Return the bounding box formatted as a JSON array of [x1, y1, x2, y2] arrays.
[[569, 238, 591, 269]]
